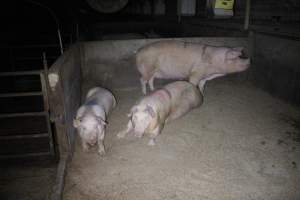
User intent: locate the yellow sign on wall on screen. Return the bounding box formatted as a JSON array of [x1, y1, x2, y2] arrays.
[[214, 0, 234, 10]]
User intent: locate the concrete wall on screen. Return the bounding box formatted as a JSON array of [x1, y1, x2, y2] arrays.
[[251, 33, 300, 106], [81, 37, 251, 92]]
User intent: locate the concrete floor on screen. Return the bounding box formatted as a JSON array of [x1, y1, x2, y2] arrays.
[[63, 78, 300, 200]]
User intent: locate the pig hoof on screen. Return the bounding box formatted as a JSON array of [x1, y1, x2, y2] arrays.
[[148, 139, 156, 146], [98, 149, 106, 156]]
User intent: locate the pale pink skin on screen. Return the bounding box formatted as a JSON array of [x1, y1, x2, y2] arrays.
[[73, 87, 116, 155], [117, 81, 203, 145], [136, 40, 250, 94]]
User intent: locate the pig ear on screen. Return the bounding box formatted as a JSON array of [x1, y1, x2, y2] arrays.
[[226, 50, 242, 59], [145, 105, 156, 118], [73, 118, 81, 128], [232, 47, 244, 52]]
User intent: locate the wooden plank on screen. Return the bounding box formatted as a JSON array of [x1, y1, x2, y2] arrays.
[[0, 133, 48, 140], [0, 111, 47, 118], [0, 70, 42, 76], [0, 91, 42, 98]]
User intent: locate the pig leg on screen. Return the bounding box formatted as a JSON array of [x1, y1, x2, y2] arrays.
[[140, 77, 147, 94], [198, 74, 224, 93], [97, 132, 106, 155], [117, 120, 133, 138], [149, 75, 155, 91], [189, 71, 204, 86], [81, 140, 89, 152], [148, 125, 162, 146]]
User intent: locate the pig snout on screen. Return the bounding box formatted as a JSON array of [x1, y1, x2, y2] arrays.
[[131, 119, 146, 138], [80, 126, 98, 143], [239, 58, 250, 71], [227, 57, 250, 73]]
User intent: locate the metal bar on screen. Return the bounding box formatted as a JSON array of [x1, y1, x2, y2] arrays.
[[76, 23, 79, 41], [0, 70, 42, 76], [0, 111, 47, 118], [0, 133, 49, 140], [0, 92, 42, 98], [0, 152, 51, 159], [244, 0, 251, 30], [40, 73, 49, 111], [41, 53, 50, 112], [177, 0, 182, 23], [58, 29, 64, 55]]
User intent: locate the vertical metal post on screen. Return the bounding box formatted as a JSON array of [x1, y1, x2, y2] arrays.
[[42, 52, 49, 111], [244, 0, 251, 30], [25, 0, 64, 55], [76, 23, 79, 41], [177, 0, 182, 23], [57, 29, 64, 55]]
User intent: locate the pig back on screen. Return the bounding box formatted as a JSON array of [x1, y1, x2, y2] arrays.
[[136, 41, 204, 79], [85, 87, 116, 115], [164, 81, 203, 121]]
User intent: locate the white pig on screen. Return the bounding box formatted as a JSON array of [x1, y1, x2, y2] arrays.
[[117, 81, 202, 145], [73, 87, 116, 155], [136, 40, 250, 94]]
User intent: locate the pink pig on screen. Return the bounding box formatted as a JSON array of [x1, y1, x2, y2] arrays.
[[136, 40, 250, 94], [117, 81, 203, 145], [73, 87, 116, 155]]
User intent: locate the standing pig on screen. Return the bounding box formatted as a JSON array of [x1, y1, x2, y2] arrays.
[[73, 87, 116, 155], [117, 81, 203, 145], [136, 40, 250, 94]]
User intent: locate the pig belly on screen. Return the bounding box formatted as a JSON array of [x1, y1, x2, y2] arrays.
[[155, 62, 191, 79]]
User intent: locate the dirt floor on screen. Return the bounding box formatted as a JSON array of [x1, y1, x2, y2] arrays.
[[63, 78, 300, 200]]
